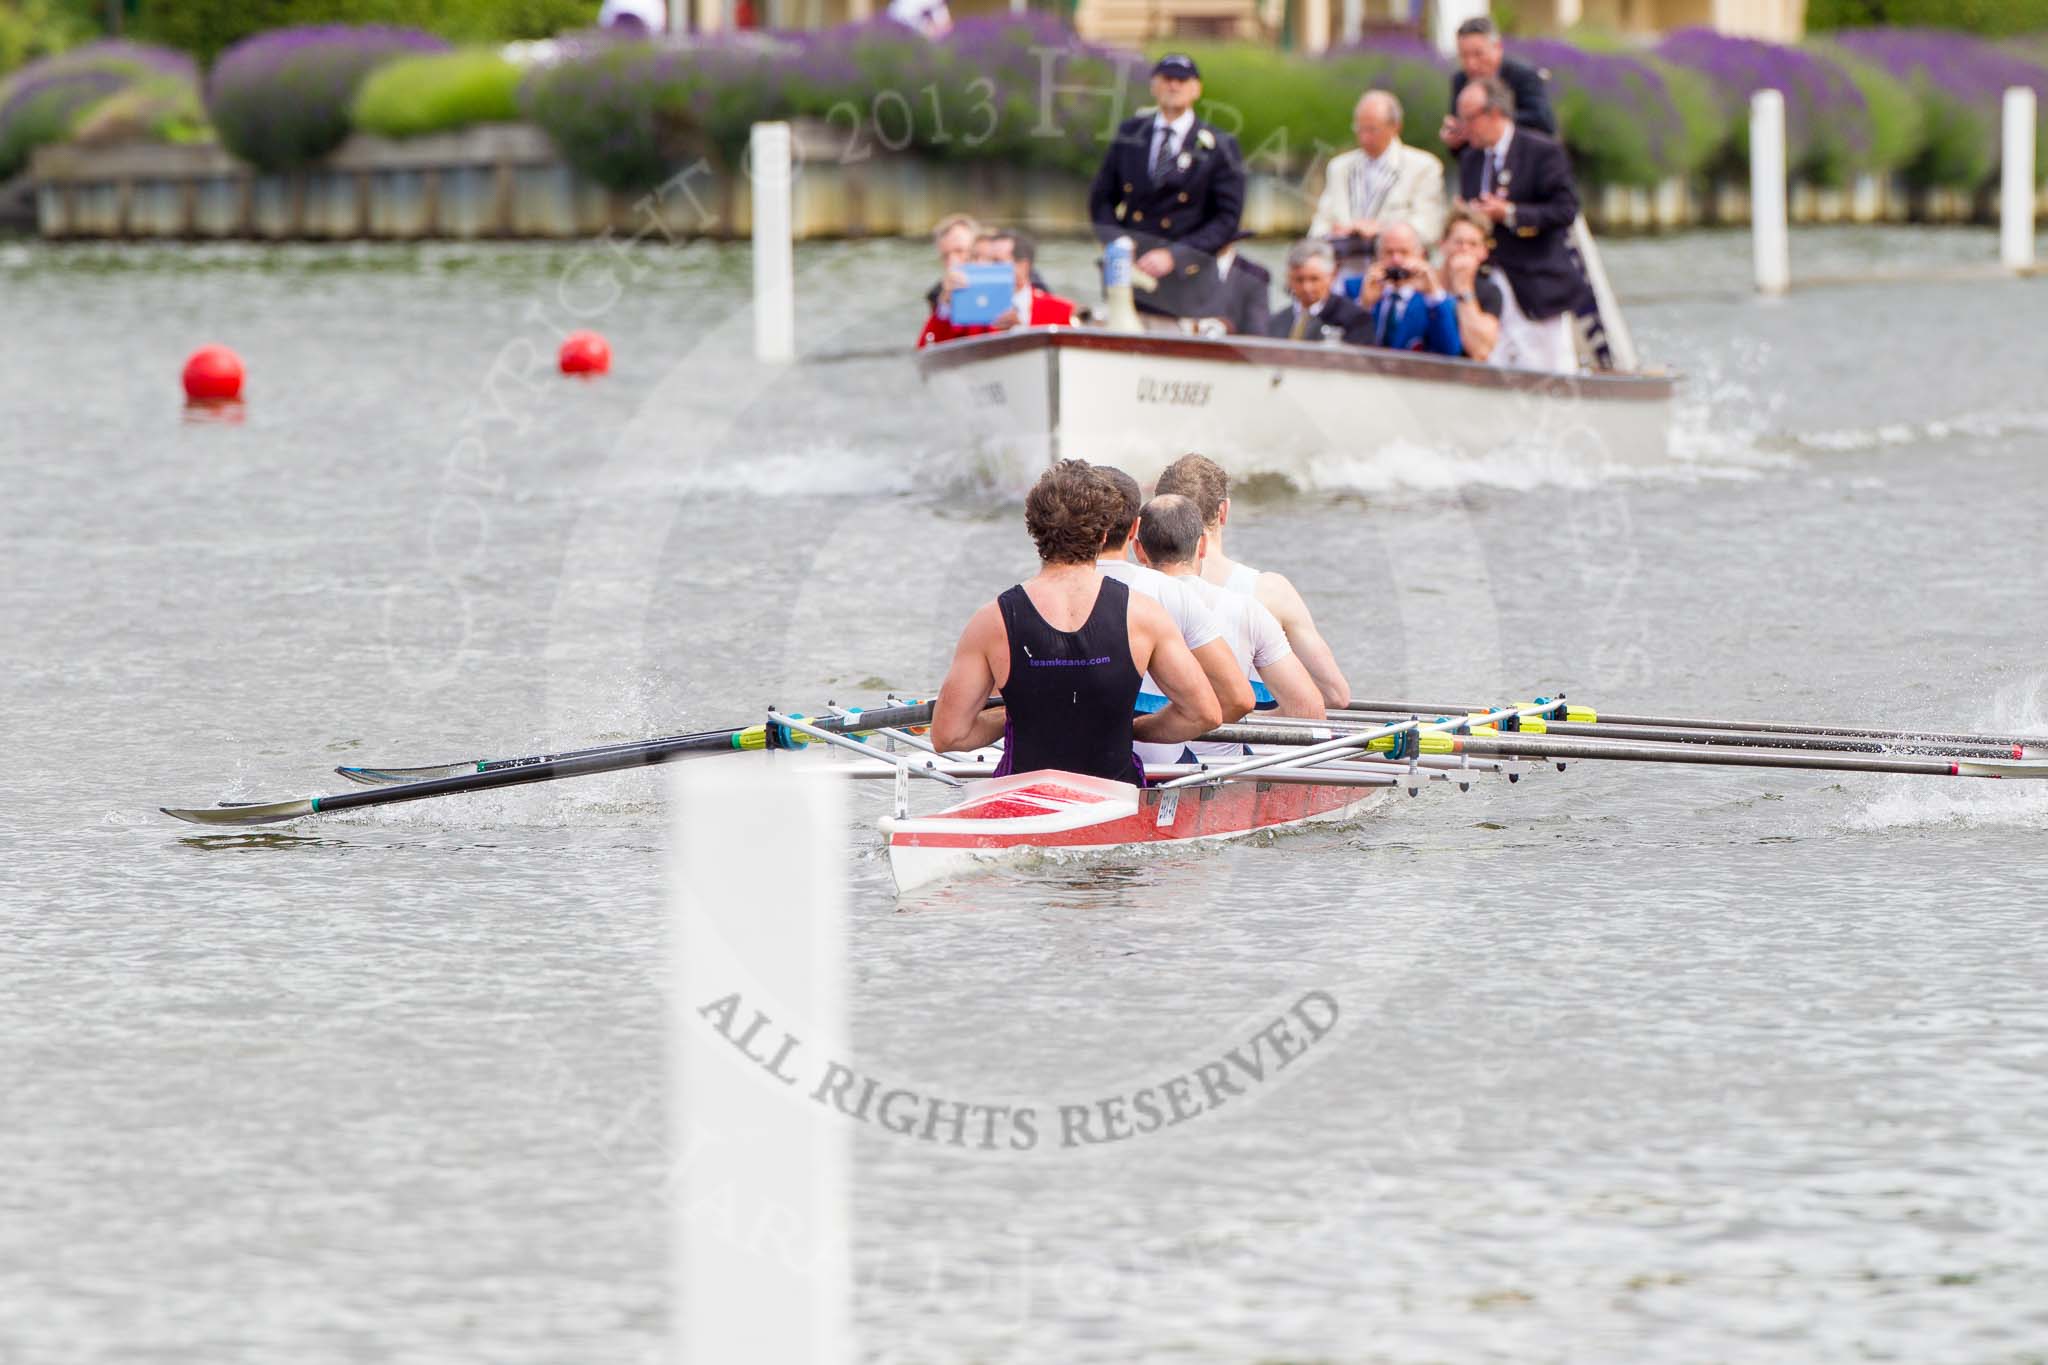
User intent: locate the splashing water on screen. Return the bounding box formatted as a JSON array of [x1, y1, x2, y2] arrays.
[[1841, 677, 2048, 833]]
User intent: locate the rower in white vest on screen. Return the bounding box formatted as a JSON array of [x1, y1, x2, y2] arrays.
[[1094, 466, 1256, 730], [1153, 452, 1352, 710], [1129, 494, 1326, 766]]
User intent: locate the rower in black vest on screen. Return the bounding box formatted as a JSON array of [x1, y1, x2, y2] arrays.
[[991, 577, 1144, 785], [931, 460, 1224, 784]]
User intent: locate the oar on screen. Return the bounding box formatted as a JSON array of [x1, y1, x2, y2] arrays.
[[1157, 700, 1560, 791], [1330, 709, 2030, 760], [1209, 723, 2048, 781], [335, 698, 939, 786], [162, 699, 958, 828], [1336, 698, 2047, 752]]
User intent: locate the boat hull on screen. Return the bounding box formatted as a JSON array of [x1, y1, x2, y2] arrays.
[[880, 769, 1383, 892], [915, 327, 1677, 488]]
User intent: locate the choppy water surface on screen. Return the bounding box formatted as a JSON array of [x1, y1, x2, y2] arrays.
[[4, 228, 2047, 1364]]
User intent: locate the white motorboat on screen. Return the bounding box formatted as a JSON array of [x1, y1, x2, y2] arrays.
[[914, 325, 1677, 487]]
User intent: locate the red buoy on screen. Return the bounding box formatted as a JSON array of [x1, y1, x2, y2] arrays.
[[559, 330, 611, 376], [183, 345, 245, 402]]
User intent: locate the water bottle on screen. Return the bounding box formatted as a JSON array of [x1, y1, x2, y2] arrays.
[[1101, 235, 1143, 334]]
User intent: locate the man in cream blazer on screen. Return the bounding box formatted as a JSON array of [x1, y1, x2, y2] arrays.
[[1310, 90, 1447, 251]]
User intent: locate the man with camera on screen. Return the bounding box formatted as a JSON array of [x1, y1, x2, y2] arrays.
[[1359, 222, 1461, 358]]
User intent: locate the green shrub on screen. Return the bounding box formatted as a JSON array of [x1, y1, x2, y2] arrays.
[[0, 0, 97, 80], [1180, 37, 1450, 175], [208, 24, 446, 171], [0, 40, 198, 177], [1650, 57, 1731, 176], [1809, 0, 2048, 36], [135, 0, 600, 64], [353, 47, 521, 137], [71, 76, 212, 145], [1807, 41, 1926, 180]]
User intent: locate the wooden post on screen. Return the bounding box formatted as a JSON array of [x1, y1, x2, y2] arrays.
[[1750, 90, 1790, 295], [2002, 86, 2037, 271]]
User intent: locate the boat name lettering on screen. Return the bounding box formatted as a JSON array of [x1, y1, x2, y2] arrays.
[[1136, 377, 1212, 406]]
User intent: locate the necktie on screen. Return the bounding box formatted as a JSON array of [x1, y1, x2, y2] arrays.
[[1376, 295, 1394, 345], [1152, 125, 1176, 180], [1288, 306, 1309, 341], [1484, 149, 1503, 196]]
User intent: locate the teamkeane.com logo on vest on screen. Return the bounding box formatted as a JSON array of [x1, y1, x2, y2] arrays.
[[695, 985, 1348, 1155]]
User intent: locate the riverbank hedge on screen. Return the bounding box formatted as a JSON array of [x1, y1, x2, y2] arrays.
[[0, 39, 198, 178], [7, 18, 2047, 201], [518, 20, 2048, 193]]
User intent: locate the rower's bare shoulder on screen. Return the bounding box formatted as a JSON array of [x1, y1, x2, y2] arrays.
[[1255, 569, 1314, 625], [1126, 590, 1180, 638], [956, 599, 1005, 649]]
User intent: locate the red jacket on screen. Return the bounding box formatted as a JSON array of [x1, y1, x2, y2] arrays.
[[917, 287, 1077, 347]]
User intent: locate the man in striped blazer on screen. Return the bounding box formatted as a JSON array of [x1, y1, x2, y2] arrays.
[[1309, 90, 1448, 254]]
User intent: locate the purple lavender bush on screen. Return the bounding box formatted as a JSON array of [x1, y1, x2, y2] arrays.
[[519, 37, 731, 190], [522, 18, 1138, 191], [1514, 37, 1719, 187], [208, 25, 447, 172], [1832, 27, 2048, 186], [1656, 28, 1883, 182], [0, 40, 197, 177]]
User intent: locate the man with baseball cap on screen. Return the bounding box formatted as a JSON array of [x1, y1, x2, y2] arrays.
[[1087, 53, 1247, 321]]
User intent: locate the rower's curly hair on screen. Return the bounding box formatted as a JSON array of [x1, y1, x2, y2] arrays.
[[1024, 460, 1123, 565], [1154, 452, 1230, 526]]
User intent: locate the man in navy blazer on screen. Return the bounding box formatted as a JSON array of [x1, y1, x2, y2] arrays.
[[1358, 223, 1460, 357], [1453, 75, 1583, 372], [1087, 53, 1247, 319]]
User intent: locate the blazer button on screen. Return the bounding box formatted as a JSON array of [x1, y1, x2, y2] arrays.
[[1178, 192, 1189, 203], [1160, 217, 1171, 228], [1123, 183, 1133, 193], [1131, 211, 1144, 223], [1185, 264, 1198, 275]]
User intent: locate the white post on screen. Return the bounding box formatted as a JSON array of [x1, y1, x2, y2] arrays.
[[751, 122, 796, 364], [670, 763, 849, 1365], [1431, 0, 1488, 57], [2002, 86, 2037, 271], [1750, 90, 1790, 295], [668, 0, 687, 31]]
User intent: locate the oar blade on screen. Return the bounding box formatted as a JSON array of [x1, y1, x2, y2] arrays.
[[1958, 757, 2048, 780], [161, 796, 320, 827]]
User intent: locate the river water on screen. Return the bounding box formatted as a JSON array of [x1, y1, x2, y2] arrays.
[[4, 227, 2047, 1363]]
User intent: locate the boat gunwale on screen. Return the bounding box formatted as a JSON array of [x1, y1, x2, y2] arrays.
[[913, 324, 1678, 403]]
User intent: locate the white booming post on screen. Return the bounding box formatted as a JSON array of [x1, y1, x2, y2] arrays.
[[751, 122, 796, 364], [670, 763, 849, 1365], [1430, 0, 1488, 56], [1750, 90, 1790, 295], [2002, 87, 2037, 271]]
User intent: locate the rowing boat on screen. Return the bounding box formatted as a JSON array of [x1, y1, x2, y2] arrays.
[[878, 767, 1386, 893], [160, 693, 2048, 896]]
